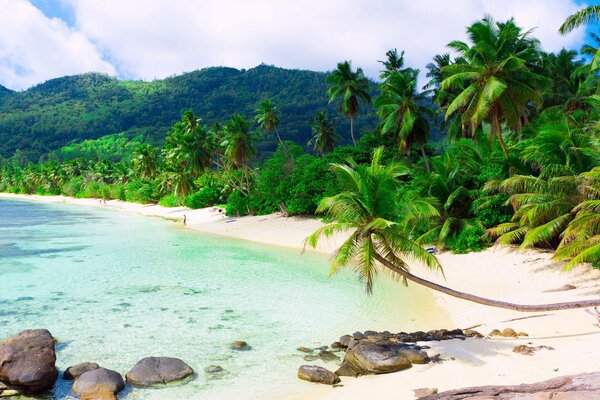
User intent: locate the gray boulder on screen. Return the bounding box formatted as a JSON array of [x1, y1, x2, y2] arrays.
[[0, 329, 57, 393], [72, 368, 124, 399], [298, 365, 340, 385], [126, 357, 193, 387], [64, 362, 100, 380], [336, 342, 422, 376]]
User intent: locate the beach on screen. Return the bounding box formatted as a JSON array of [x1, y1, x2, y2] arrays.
[[2, 192, 600, 400]]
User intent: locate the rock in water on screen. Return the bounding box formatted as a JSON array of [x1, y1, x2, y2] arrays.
[[336, 342, 416, 376], [297, 365, 340, 385], [231, 341, 250, 350], [72, 368, 124, 399], [64, 362, 101, 380], [0, 329, 58, 394], [126, 357, 193, 387]]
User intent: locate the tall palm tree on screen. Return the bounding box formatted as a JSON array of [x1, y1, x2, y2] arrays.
[[378, 48, 407, 80], [307, 147, 600, 311], [441, 17, 548, 157], [309, 111, 340, 155], [132, 143, 158, 179], [255, 99, 284, 148], [375, 70, 433, 172], [220, 114, 257, 194], [560, 5, 600, 70], [326, 61, 372, 145]]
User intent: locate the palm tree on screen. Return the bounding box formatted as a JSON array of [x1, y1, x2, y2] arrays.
[[255, 99, 284, 148], [309, 111, 340, 155], [560, 5, 600, 70], [326, 61, 372, 145], [307, 147, 600, 311], [220, 114, 257, 194], [375, 70, 434, 172], [132, 144, 158, 179], [441, 17, 548, 157], [378, 48, 407, 80]]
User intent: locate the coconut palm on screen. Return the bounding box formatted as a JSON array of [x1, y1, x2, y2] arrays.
[[255, 99, 284, 147], [326, 61, 372, 145], [220, 114, 257, 194], [132, 144, 158, 179], [560, 5, 600, 70], [307, 147, 600, 311], [441, 17, 548, 157], [378, 48, 407, 80], [375, 70, 434, 172], [309, 111, 340, 155]]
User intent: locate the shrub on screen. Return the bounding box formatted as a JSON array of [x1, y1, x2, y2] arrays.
[[159, 194, 180, 207], [446, 225, 489, 254]]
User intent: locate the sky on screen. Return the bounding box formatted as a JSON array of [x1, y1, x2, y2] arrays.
[[0, 0, 598, 91]]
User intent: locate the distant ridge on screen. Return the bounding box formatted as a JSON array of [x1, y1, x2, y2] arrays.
[[0, 65, 376, 161]]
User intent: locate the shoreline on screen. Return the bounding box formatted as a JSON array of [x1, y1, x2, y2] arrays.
[[2, 193, 600, 400]]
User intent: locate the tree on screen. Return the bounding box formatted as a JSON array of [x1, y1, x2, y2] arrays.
[[309, 111, 340, 155], [306, 147, 600, 311], [326, 61, 372, 145], [441, 17, 548, 157], [132, 144, 158, 179], [255, 99, 284, 147], [219, 114, 257, 194], [378, 48, 407, 80], [559, 5, 600, 70], [375, 70, 434, 172]]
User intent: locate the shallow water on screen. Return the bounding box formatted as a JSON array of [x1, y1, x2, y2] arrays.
[[0, 199, 448, 399]]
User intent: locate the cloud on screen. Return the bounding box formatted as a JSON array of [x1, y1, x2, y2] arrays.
[[0, 0, 116, 90], [0, 0, 588, 90]]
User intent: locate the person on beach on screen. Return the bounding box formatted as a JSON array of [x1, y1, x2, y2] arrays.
[[183, 214, 187, 225]]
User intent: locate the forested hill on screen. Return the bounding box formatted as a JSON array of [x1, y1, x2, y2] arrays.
[[0, 65, 380, 161]]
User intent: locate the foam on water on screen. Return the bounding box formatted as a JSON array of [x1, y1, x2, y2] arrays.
[[0, 199, 449, 399]]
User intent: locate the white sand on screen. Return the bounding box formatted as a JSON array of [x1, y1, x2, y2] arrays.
[[2, 193, 600, 399]]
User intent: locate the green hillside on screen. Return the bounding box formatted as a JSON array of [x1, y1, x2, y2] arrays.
[[0, 65, 382, 161]]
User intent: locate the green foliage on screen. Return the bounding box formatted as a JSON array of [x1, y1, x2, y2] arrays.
[[445, 224, 490, 254], [159, 194, 181, 207]]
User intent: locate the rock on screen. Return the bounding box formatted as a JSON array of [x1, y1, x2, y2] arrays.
[[330, 342, 344, 350], [399, 348, 431, 364], [0, 382, 19, 397], [303, 350, 340, 363], [204, 365, 224, 374], [352, 331, 365, 340], [414, 387, 438, 398], [336, 342, 416, 376], [297, 347, 313, 353], [338, 335, 353, 348], [231, 341, 250, 350], [72, 368, 124, 399], [502, 328, 518, 338], [463, 329, 484, 338], [418, 371, 600, 399], [363, 330, 378, 337], [126, 357, 193, 387], [518, 331, 529, 337], [64, 363, 100, 380], [0, 329, 58, 394], [297, 365, 340, 385], [512, 345, 555, 356], [488, 329, 502, 337]]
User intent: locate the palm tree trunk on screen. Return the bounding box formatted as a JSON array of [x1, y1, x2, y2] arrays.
[[350, 116, 357, 146], [492, 108, 509, 158], [420, 144, 431, 173], [372, 253, 600, 312], [274, 128, 287, 152]]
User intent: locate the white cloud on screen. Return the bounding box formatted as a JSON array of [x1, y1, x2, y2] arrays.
[[0, 0, 588, 90], [0, 0, 116, 90]]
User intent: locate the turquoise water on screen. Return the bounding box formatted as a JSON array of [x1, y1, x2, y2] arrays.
[[0, 199, 447, 399]]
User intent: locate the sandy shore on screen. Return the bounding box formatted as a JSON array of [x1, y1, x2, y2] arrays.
[[2, 193, 600, 399]]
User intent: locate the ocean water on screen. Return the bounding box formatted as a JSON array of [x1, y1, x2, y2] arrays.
[[0, 199, 448, 400]]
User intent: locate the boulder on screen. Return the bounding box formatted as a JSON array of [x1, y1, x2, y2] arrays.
[[399, 348, 431, 364], [297, 365, 340, 385], [296, 347, 313, 353], [231, 341, 250, 351], [64, 362, 100, 380], [336, 342, 415, 376], [338, 335, 353, 348], [126, 357, 193, 387], [0, 329, 57, 394], [204, 365, 224, 374], [72, 368, 124, 399], [512, 345, 555, 356], [488, 329, 502, 337], [502, 328, 518, 338], [414, 387, 438, 398]]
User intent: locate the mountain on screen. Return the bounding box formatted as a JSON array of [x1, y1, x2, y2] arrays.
[[0, 65, 377, 161]]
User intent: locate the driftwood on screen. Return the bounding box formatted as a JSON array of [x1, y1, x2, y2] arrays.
[[421, 371, 600, 399]]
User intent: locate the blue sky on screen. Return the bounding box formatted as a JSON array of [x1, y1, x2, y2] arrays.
[[0, 0, 598, 90]]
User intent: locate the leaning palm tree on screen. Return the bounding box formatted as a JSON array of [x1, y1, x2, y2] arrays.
[[255, 99, 284, 147], [326, 61, 372, 145], [375, 70, 434, 172], [306, 147, 600, 311], [441, 17, 548, 157], [309, 111, 340, 155]]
